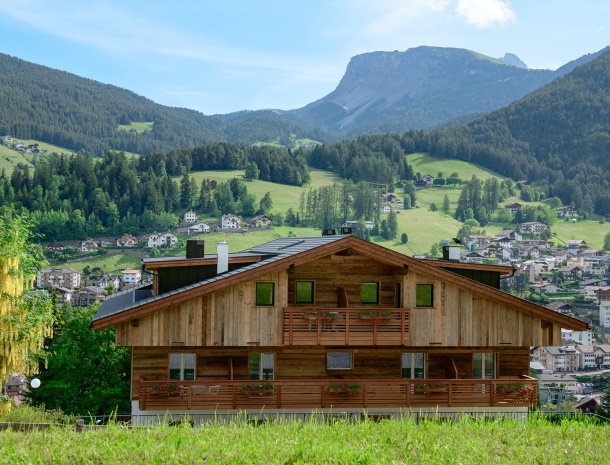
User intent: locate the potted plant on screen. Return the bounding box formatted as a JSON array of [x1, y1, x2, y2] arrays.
[[320, 311, 341, 321], [303, 311, 319, 320], [241, 383, 275, 396], [358, 311, 393, 320], [329, 383, 361, 397]]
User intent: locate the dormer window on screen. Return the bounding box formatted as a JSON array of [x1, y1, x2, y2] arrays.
[[295, 281, 314, 304], [255, 282, 275, 306]]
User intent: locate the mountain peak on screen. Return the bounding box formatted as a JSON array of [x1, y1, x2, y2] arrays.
[[500, 53, 528, 69]]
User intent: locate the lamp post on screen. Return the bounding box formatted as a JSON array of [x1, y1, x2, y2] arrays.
[[30, 378, 41, 404]]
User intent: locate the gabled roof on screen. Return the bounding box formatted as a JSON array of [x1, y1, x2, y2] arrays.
[[91, 235, 588, 331]]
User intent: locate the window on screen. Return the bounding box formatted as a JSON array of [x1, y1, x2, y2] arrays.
[[248, 352, 275, 380], [255, 282, 275, 306], [169, 353, 196, 380], [361, 282, 379, 304], [473, 353, 496, 379], [416, 284, 434, 307], [295, 281, 314, 304], [327, 352, 352, 370], [402, 353, 425, 379]]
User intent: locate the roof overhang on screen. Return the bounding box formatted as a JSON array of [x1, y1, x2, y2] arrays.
[[91, 235, 588, 332]]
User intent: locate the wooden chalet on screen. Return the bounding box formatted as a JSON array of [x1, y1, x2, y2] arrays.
[[92, 235, 587, 418]]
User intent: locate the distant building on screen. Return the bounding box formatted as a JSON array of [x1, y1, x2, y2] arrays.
[[546, 301, 575, 315], [80, 239, 99, 252], [36, 268, 81, 290], [532, 346, 579, 373], [75, 286, 106, 307], [561, 329, 594, 346], [121, 269, 142, 286], [221, 214, 243, 229], [343, 220, 374, 231], [557, 206, 578, 218], [600, 297, 610, 328], [504, 203, 522, 213], [520, 222, 548, 235], [147, 231, 179, 248], [530, 282, 559, 294], [183, 210, 198, 223], [115, 233, 139, 247], [380, 203, 392, 214], [187, 222, 211, 235], [249, 215, 272, 229]]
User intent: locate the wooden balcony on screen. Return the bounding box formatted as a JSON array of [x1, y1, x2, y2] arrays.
[[283, 308, 410, 346], [138, 377, 537, 411]]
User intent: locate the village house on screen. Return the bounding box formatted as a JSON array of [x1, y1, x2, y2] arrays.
[[582, 257, 608, 276], [184, 210, 198, 223], [36, 267, 81, 290], [520, 222, 548, 236], [343, 220, 374, 231], [80, 239, 99, 252], [380, 193, 399, 203], [527, 260, 553, 282], [561, 329, 594, 346], [249, 215, 272, 229], [75, 286, 106, 307], [92, 235, 585, 420], [3, 135, 13, 142], [558, 265, 584, 282], [147, 232, 179, 248], [531, 346, 580, 373], [493, 230, 522, 243], [530, 282, 559, 294], [504, 203, 522, 213], [584, 285, 610, 302], [546, 301, 575, 315], [115, 233, 139, 247], [415, 175, 434, 188], [187, 222, 211, 235], [95, 275, 121, 292], [121, 269, 142, 287], [538, 373, 580, 404], [566, 240, 589, 256], [461, 252, 486, 264], [556, 206, 578, 218], [380, 203, 392, 214], [55, 287, 76, 304], [221, 214, 243, 229]]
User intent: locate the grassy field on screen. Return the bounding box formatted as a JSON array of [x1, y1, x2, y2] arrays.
[[406, 153, 501, 181], [21, 139, 77, 156], [252, 134, 321, 149], [117, 121, 154, 133], [0, 416, 607, 464], [0, 143, 32, 174], [186, 168, 343, 213], [65, 252, 143, 274]]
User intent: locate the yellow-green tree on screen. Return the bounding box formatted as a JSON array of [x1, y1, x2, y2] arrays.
[[0, 214, 54, 382]]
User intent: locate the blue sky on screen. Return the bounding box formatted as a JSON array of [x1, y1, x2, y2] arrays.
[[0, 0, 608, 114]]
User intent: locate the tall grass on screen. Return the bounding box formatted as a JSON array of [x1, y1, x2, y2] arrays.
[[0, 414, 607, 464]]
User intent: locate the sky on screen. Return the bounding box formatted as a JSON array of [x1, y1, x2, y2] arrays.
[[0, 0, 608, 115]]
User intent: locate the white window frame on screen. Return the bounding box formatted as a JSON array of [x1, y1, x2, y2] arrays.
[[327, 351, 353, 370], [169, 353, 196, 381], [248, 352, 275, 380], [473, 352, 496, 379], [401, 352, 426, 379]]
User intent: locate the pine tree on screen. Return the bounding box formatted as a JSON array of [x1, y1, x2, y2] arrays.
[[179, 173, 192, 209], [387, 210, 398, 239], [442, 194, 450, 213]]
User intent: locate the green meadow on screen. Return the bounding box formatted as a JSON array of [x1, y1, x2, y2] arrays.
[[117, 121, 154, 133], [0, 416, 607, 465]]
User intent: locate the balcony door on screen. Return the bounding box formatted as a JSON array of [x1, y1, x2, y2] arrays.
[[473, 353, 496, 379], [248, 352, 275, 380]]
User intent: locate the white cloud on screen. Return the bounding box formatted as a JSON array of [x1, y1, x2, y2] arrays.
[[455, 0, 516, 28]]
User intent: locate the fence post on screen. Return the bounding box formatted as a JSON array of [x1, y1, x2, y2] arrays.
[[75, 419, 85, 432]]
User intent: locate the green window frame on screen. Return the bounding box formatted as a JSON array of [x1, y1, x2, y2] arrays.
[[361, 282, 379, 304], [255, 282, 275, 306], [295, 281, 314, 304], [416, 284, 434, 307]]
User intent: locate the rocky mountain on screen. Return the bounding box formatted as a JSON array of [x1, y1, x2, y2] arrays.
[[291, 46, 606, 135]]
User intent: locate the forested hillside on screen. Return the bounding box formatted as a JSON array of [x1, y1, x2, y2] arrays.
[[0, 54, 328, 155], [0, 142, 309, 240]]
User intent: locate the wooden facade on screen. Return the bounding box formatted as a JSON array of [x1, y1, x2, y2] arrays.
[[93, 235, 587, 413]]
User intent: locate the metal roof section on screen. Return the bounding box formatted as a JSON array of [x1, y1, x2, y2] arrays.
[[93, 235, 347, 323]]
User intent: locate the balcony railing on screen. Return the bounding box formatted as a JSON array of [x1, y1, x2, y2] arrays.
[[283, 308, 410, 345], [138, 377, 537, 411]]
